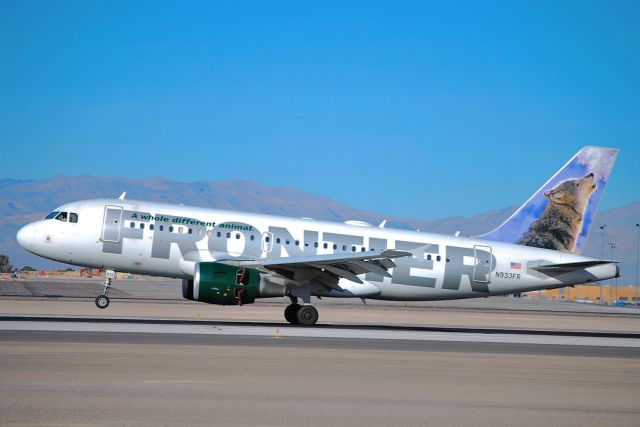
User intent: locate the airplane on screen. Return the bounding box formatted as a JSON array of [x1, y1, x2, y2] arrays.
[[16, 146, 620, 326]]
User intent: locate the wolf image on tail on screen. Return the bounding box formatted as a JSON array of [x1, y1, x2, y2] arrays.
[[516, 173, 596, 252], [477, 146, 618, 254]]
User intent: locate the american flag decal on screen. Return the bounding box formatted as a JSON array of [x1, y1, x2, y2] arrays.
[[510, 262, 522, 270]]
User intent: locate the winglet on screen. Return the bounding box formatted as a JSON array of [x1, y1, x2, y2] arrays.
[[118, 192, 127, 200]]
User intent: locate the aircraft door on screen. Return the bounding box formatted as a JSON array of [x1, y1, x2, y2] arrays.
[[261, 231, 274, 253], [102, 205, 123, 242], [473, 245, 492, 283]]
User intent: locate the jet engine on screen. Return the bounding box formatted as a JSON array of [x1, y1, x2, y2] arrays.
[[182, 262, 285, 305]]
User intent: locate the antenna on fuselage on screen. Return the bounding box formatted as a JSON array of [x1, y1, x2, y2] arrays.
[[118, 192, 127, 200]]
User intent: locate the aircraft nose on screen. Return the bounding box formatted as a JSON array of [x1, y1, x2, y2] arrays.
[[16, 224, 34, 250]]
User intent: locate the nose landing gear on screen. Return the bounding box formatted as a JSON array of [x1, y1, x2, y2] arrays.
[[95, 294, 109, 309], [95, 269, 115, 309]]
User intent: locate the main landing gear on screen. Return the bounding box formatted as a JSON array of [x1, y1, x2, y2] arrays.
[[284, 297, 319, 326], [95, 270, 115, 309]]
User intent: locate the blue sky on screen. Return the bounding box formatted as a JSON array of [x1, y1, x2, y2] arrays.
[[1, 1, 638, 219]]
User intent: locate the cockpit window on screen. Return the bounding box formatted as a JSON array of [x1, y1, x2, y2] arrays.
[[69, 213, 78, 223], [55, 212, 68, 222], [45, 211, 60, 219]]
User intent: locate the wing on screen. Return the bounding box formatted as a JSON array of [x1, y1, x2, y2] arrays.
[[218, 249, 412, 292]]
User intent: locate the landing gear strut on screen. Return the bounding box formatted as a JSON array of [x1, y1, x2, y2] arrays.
[[284, 297, 319, 326], [95, 270, 115, 309]]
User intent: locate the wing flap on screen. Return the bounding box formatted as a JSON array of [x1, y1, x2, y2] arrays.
[[349, 259, 392, 278], [310, 263, 364, 284]]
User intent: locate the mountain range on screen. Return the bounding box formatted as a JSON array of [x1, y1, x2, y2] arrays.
[[1, 176, 638, 282]]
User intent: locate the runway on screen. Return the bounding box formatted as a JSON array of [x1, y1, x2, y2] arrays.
[[2, 278, 639, 335], [2, 316, 640, 354], [1, 316, 639, 426], [2, 281, 640, 426]]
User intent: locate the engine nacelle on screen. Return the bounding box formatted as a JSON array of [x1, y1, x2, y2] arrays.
[[182, 262, 285, 305]]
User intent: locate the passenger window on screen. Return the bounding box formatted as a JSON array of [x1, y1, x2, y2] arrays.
[[159, 225, 164, 231], [295, 240, 299, 246], [130, 222, 135, 228], [69, 213, 78, 223], [169, 226, 174, 232], [207, 230, 212, 236], [250, 235, 255, 241], [188, 228, 193, 234], [55, 212, 68, 222], [436, 255, 441, 262], [236, 233, 241, 239], [140, 223, 145, 230], [333, 244, 337, 250], [361, 247, 365, 252], [226, 232, 231, 238], [197, 229, 203, 236], [276, 238, 281, 244], [150, 224, 154, 230], [352, 246, 356, 252], [323, 243, 328, 249], [427, 254, 432, 261], [265, 236, 270, 243], [304, 242, 309, 247], [342, 245, 347, 251], [314, 242, 318, 248], [217, 231, 222, 237]]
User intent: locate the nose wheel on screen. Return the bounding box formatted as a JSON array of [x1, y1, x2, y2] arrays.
[[95, 295, 110, 309], [95, 270, 115, 309]]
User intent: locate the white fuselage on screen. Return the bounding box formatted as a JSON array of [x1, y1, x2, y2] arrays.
[[17, 198, 617, 301]]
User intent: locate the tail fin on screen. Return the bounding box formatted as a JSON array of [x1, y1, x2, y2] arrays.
[[477, 146, 618, 254]]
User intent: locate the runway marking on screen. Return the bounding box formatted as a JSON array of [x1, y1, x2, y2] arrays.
[[143, 380, 215, 384], [1, 320, 639, 348]]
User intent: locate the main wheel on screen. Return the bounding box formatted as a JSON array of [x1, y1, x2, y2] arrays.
[[284, 303, 301, 324], [95, 295, 110, 309], [296, 305, 319, 326]]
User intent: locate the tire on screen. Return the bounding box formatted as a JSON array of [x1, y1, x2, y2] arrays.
[[296, 305, 319, 326], [284, 304, 301, 324], [95, 295, 110, 309]]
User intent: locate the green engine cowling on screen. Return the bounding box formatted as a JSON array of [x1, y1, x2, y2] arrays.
[[182, 262, 281, 305]]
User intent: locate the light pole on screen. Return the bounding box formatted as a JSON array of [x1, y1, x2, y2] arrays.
[[636, 223, 640, 307], [609, 241, 616, 301], [599, 225, 606, 304]]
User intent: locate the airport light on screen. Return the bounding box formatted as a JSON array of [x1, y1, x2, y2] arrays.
[[634, 222, 640, 306], [599, 225, 606, 303], [608, 241, 617, 301]]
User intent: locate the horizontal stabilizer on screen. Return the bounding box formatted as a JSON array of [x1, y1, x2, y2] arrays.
[[529, 260, 617, 273]]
